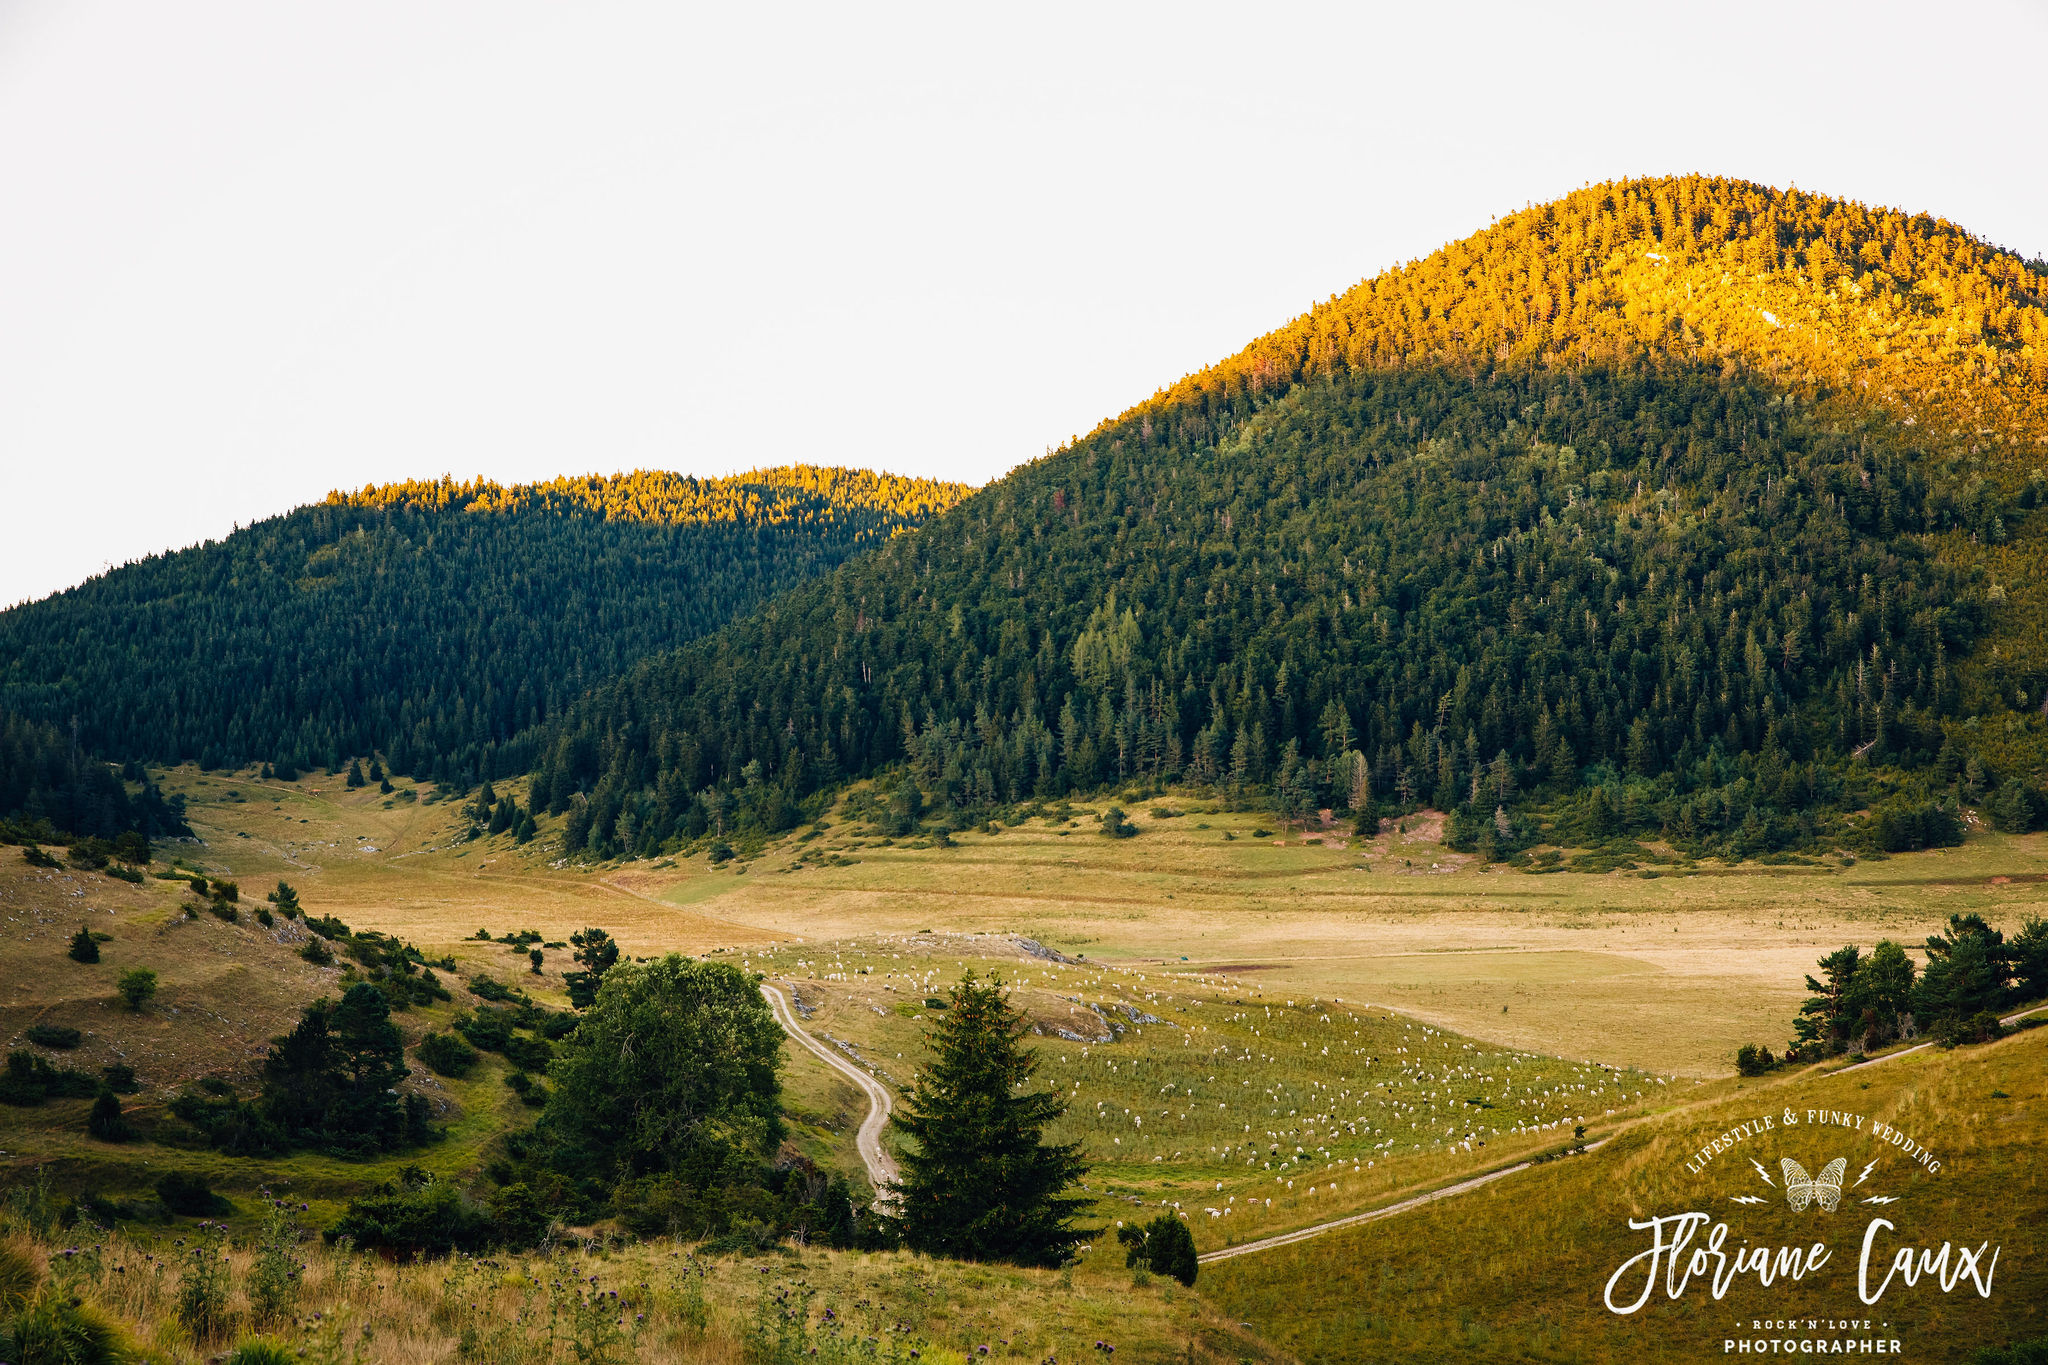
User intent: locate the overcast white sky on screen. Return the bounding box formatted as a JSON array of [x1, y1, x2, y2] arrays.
[[3, 0, 2044, 608]]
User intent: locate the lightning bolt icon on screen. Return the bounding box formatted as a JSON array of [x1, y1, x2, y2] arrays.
[[1854, 1160, 1879, 1188], [1861, 1195, 1898, 1205], [1751, 1158, 1775, 1186]]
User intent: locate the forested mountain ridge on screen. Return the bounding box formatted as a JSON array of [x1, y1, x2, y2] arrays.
[[535, 176, 2048, 860], [0, 468, 972, 785]]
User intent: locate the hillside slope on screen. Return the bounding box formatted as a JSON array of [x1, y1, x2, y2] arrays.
[[536, 176, 2048, 859], [0, 467, 971, 787]]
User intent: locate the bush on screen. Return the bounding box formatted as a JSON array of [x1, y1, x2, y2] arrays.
[[1100, 806, 1136, 838], [1734, 1044, 1775, 1076], [1971, 1335, 2048, 1365], [0, 1052, 99, 1105], [117, 969, 158, 1011], [87, 1089, 132, 1142], [456, 1010, 513, 1053], [21, 845, 60, 868], [501, 1033, 552, 1073], [25, 1025, 81, 1050], [156, 1172, 231, 1216], [67, 926, 100, 964], [1, 1274, 131, 1365], [100, 1064, 138, 1094], [1117, 1213, 1198, 1287], [416, 1031, 479, 1078], [225, 1339, 298, 1365], [326, 1176, 493, 1257]]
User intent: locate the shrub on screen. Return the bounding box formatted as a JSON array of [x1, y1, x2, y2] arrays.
[[99, 1064, 138, 1094], [1100, 806, 1136, 838], [1, 1280, 130, 1365], [86, 1089, 132, 1142], [707, 840, 735, 864], [25, 1025, 81, 1050], [299, 937, 333, 966], [501, 1033, 552, 1073], [246, 1200, 304, 1328], [173, 1225, 236, 1343], [21, 845, 59, 868], [155, 1172, 231, 1217], [1116, 1213, 1198, 1287], [0, 1052, 98, 1106], [456, 1010, 513, 1053], [226, 1339, 298, 1365], [67, 927, 100, 963], [326, 1176, 493, 1257], [417, 1031, 479, 1078], [116, 969, 158, 1011], [1734, 1044, 1775, 1076]]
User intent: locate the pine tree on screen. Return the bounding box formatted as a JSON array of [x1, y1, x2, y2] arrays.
[[565, 927, 620, 1009], [68, 925, 100, 963], [268, 880, 301, 918], [892, 972, 1091, 1267]]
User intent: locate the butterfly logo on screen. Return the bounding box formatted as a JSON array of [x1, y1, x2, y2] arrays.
[[1781, 1157, 1847, 1213]]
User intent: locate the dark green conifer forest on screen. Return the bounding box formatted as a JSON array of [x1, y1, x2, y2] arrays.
[[531, 177, 2048, 860], [0, 468, 968, 788]]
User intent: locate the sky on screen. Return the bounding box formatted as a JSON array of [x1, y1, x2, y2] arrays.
[[3, 0, 2045, 608]]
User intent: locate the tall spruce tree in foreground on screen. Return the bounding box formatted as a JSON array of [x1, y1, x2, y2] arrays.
[[892, 972, 1090, 1267]]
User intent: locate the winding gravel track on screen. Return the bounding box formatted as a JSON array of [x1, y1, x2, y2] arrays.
[[761, 983, 899, 1203]]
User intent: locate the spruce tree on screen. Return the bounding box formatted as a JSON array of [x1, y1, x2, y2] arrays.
[[892, 971, 1090, 1267], [68, 925, 100, 963]]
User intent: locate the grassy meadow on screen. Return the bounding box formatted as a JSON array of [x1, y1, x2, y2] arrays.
[[1203, 1021, 2048, 1364], [6, 763, 2048, 1362]]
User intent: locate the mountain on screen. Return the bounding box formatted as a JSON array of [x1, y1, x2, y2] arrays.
[[0, 467, 971, 786], [533, 176, 2048, 860]]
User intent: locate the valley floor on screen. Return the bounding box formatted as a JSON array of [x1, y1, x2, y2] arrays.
[[5, 766, 2045, 1363]]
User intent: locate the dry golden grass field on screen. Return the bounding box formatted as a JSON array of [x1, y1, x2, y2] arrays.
[[5, 765, 2046, 1364], [125, 766, 2048, 1076]]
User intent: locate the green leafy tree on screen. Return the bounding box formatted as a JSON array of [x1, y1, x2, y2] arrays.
[[892, 971, 1091, 1267], [116, 968, 157, 1011], [67, 925, 99, 964], [540, 955, 783, 1189]]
